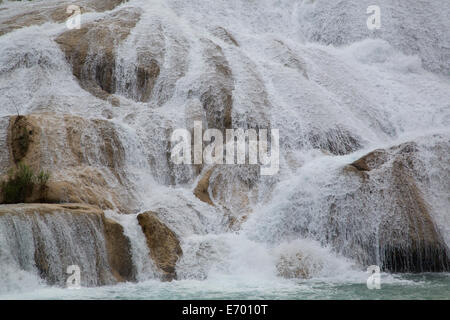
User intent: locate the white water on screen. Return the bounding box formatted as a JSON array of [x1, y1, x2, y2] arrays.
[[0, 0, 449, 298], [0, 208, 117, 294]]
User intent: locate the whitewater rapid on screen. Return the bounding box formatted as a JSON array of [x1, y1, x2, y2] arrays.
[[0, 0, 449, 297]]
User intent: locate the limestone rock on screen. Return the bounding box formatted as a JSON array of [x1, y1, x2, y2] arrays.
[[194, 164, 274, 230], [137, 211, 182, 281], [55, 8, 161, 103], [209, 165, 261, 228], [351, 149, 388, 171], [2, 114, 138, 212], [9, 115, 36, 164], [193, 167, 215, 206], [209, 26, 239, 47], [0, 203, 135, 285], [0, 0, 127, 37], [198, 39, 234, 131], [337, 140, 450, 272], [55, 8, 141, 100], [308, 126, 362, 155], [104, 217, 135, 282]]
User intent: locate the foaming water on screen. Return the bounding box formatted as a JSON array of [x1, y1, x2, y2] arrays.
[[105, 211, 157, 281], [0, 0, 449, 298], [2, 274, 449, 300], [0, 207, 117, 291]]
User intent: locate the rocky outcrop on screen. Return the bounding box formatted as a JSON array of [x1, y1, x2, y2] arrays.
[[350, 149, 388, 171], [104, 216, 135, 282], [55, 6, 162, 104], [56, 8, 145, 102], [9, 115, 37, 164], [2, 114, 137, 212], [193, 167, 215, 206], [90, 0, 128, 12], [137, 211, 182, 281], [272, 39, 308, 79], [198, 39, 234, 131], [0, 203, 135, 286], [338, 140, 450, 272], [193, 165, 266, 230], [308, 126, 362, 155], [210, 26, 239, 47], [212, 166, 256, 210], [0, 0, 127, 37]]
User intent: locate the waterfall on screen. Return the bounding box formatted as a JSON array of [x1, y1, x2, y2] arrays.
[[0, 0, 449, 296], [0, 205, 117, 291]]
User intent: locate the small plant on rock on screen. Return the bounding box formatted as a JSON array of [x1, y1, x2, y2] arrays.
[[0, 163, 51, 204], [36, 170, 50, 187]]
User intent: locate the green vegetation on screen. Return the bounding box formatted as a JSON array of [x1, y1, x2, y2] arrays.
[[36, 170, 50, 187], [1, 163, 50, 204]]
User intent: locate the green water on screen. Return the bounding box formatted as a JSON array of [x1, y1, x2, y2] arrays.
[[2, 273, 449, 300]]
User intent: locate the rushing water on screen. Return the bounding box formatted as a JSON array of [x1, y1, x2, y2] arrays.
[[2, 274, 450, 300], [0, 0, 449, 299]]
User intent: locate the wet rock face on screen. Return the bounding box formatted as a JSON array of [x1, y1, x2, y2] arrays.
[[271, 39, 308, 79], [193, 164, 267, 230], [193, 167, 215, 206], [379, 145, 449, 272], [137, 211, 183, 281], [308, 126, 362, 155], [0, 0, 127, 37], [9, 115, 37, 164], [209, 165, 258, 220], [351, 149, 388, 171], [104, 217, 136, 282], [133, 58, 160, 102], [56, 8, 160, 102], [198, 40, 234, 131], [3, 114, 138, 212], [209, 27, 239, 47], [0, 203, 135, 286], [90, 0, 128, 12], [339, 140, 450, 272]]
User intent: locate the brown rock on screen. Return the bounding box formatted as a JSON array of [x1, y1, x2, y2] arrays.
[[0, 203, 135, 285], [273, 39, 309, 79], [134, 55, 161, 102], [0, 0, 127, 37], [90, 0, 127, 12], [335, 140, 450, 272], [308, 126, 362, 155], [196, 165, 270, 231], [55, 8, 161, 103], [379, 154, 449, 272], [2, 113, 137, 212], [198, 40, 234, 131], [351, 149, 388, 171], [55, 8, 140, 99], [209, 165, 259, 224], [8, 115, 39, 164], [193, 167, 215, 205], [210, 26, 239, 47], [137, 211, 182, 281], [103, 217, 136, 282]]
